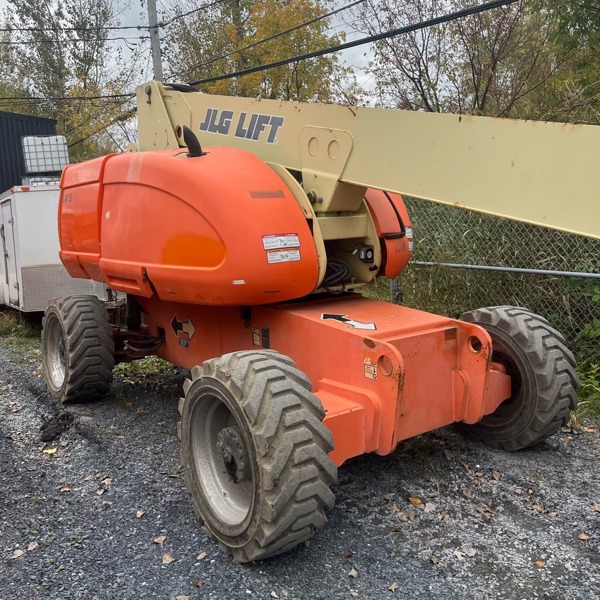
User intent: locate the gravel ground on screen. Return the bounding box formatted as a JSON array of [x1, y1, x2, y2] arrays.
[[1, 331, 599, 600]]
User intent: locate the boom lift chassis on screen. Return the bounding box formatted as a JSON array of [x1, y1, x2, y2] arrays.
[[40, 81, 595, 562]]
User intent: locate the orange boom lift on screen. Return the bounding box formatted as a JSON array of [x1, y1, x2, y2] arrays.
[[41, 81, 598, 562]]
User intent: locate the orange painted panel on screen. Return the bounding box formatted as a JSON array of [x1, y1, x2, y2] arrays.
[[60, 147, 320, 304], [136, 294, 509, 466], [364, 189, 413, 278]]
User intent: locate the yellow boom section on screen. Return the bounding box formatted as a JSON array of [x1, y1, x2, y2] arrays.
[[137, 81, 600, 240]]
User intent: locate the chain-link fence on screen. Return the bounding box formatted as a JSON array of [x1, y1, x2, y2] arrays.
[[386, 198, 600, 360]]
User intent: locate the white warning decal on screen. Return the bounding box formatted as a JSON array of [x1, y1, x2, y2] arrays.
[[267, 249, 301, 264], [263, 233, 300, 250]]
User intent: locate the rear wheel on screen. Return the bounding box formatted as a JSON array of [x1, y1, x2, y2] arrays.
[[179, 350, 336, 562], [459, 306, 578, 451], [42, 295, 115, 404]]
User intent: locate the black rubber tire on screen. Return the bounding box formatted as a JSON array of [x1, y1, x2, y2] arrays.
[[42, 295, 115, 404], [459, 306, 579, 451], [178, 350, 337, 562]]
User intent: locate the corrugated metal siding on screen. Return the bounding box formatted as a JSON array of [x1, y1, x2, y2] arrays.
[[0, 111, 57, 193]]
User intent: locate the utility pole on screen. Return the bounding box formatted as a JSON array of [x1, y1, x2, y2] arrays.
[[147, 0, 164, 81]]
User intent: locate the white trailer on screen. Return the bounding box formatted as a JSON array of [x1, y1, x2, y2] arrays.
[[0, 185, 107, 312]]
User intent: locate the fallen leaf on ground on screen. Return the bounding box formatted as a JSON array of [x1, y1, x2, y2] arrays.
[[389, 504, 400, 514], [348, 568, 358, 578], [270, 592, 279, 599], [154, 535, 166, 545], [192, 579, 203, 588], [27, 542, 39, 552], [443, 449, 454, 461], [465, 547, 478, 557], [408, 497, 423, 506], [196, 551, 208, 561], [548, 512, 558, 519], [397, 510, 417, 523], [11, 549, 24, 559], [176, 596, 189, 600], [579, 533, 591, 541], [492, 470, 501, 481], [561, 436, 572, 444], [383, 493, 395, 501], [424, 502, 436, 513], [439, 513, 450, 521], [534, 561, 546, 568], [453, 550, 464, 561], [476, 507, 494, 521], [462, 489, 474, 501], [388, 582, 399, 592], [162, 553, 175, 565], [346, 507, 358, 513], [58, 485, 72, 493], [101, 477, 112, 487], [42, 448, 57, 455], [593, 506, 600, 513], [431, 555, 440, 564], [459, 460, 472, 473], [136, 510, 145, 519], [350, 592, 358, 598], [343, 549, 353, 560]]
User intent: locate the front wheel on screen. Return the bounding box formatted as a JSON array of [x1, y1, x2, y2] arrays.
[[459, 306, 579, 451], [179, 350, 337, 562], [42, 295, 115, 404]]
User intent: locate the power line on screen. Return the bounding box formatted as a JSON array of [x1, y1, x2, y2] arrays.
[[0, 93, 134, 101], [0, 23, 146, 33], [0, 0, 228, 34], [160, 0, 228, 28], [189, 0, 521, 86], [172, 0, 366, 81], [0, 36, 149, 45]]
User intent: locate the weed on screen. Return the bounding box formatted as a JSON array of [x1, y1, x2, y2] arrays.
[[576, 362, 600, 419], [114, 355, 176, 378], [0, 309, 41, 338]]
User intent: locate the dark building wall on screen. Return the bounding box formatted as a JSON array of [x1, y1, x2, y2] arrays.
[[0, 111, 57, 193]]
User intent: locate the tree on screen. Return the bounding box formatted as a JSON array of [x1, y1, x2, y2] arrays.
[[2, 0, 141, 160], [349, 0, 599, 123], [0, 10, 30, 106], [162, 0, 356, 103]]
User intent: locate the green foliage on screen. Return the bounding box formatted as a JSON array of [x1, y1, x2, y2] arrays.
[[163, 0, 356, 103], [114, 356, 178, 378], [352, 0, 600, 122], [1, 0, 138, 159], [0, 309, 40, 338]]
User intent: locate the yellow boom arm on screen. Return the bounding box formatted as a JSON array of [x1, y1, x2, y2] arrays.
[[137, 81, 599, 240]]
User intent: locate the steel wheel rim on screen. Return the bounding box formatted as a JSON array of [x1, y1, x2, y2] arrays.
[[45, 315, 66, 389], [191, 393, 254, 527]]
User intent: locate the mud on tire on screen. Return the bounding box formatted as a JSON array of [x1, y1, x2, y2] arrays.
[[42, 295, 115, 404], [459, 306, 579, 451], [178, 350, 337, 562]]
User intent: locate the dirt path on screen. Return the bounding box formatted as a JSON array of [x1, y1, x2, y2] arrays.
[[1, 336, 599, 599]]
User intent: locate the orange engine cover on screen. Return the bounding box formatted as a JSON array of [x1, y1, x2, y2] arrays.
[[59, 148, 319, 305]]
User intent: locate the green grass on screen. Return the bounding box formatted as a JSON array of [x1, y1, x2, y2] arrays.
[[114, 355, 177, 378], [0, 308, 41, 338]]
